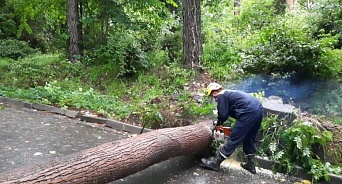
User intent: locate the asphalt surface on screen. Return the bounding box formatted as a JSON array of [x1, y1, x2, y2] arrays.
[[0, 103, 304, 184]]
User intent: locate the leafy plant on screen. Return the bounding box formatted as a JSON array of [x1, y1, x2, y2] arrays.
[[258, 116, 340, 182]]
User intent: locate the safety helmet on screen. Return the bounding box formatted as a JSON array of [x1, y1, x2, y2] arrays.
[[205, 82, 222, 96]]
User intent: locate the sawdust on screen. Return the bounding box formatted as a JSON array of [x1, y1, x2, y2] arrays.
[[220, 158, 297, 182]]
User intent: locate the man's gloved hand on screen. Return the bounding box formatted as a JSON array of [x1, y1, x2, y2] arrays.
[[213, 120, 221, 126]]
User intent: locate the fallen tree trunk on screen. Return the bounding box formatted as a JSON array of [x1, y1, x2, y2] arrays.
[[0, 121, 212, 184]]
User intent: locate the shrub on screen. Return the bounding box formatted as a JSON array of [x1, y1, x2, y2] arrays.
[[0, 39, 37, 59], [90, 32, 148, 77]]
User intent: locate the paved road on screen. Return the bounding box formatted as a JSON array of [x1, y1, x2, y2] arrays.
[[0, 103, 130, 172], [0, 103, 303, 184]]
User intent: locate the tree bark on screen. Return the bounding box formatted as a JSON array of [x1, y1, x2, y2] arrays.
[[0, 121, 212, 184], [182, 0, 202, 71], [67, 0, 81, 63], [286, 0, 297, 9], [234, 0, 240, 15]]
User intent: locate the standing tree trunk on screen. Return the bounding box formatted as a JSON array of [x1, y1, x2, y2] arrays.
[[274, 0, 285, 14], [286, 0, 297, 9], [0, 121, 212, 184], [182, 0, 202, 71], [234, 0, 240, 15], [67, 0, 81, 63]]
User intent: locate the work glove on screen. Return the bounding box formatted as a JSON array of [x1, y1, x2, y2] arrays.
[[213, 120, 221, 126]]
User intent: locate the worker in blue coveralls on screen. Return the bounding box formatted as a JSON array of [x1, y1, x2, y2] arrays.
[[201, 82, 264, 174]]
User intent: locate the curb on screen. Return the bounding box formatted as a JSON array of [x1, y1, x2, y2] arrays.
[[0, 96, 152, 135], [0, 96, 341, 182]]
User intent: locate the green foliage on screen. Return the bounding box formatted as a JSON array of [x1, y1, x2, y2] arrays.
[[3, 54, 81, 88], [162, 63, 196, 90], [82, 64, 119, 90], [259, 116, 340, 181], [159, 28, 183, 63], [0, 58, 12, 71], [202, 0, 342, 81], [0, 9, 16, 39], [0, 2, 341, 179], [201, 1, 244, 81], [0, 81, 132, 118], [202, 0, 290, 80], [259, 115, 285, 156], [1, 0, 67, 51], [237, 0, 276, 31], [312, 0, 342, 48], [0, 39, 37, 59], [0, 50, 203, 129], [240, 16, 339, 79], [142, 106, 164, 129], [319, 48, 342, 78], [183, 100, 215, 117], [280, 124, 335, 182], [151, 62, 196, 93], [90, 32, 148, 77], [0, 0, 175, 54]]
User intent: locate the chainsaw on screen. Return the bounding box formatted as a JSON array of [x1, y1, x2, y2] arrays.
[[213, 125, 232, 142]]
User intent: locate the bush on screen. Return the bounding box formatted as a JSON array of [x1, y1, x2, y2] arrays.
[[90, 32, 148, 77], [0, 39, 37, 59], [240, 17, 339, 79]]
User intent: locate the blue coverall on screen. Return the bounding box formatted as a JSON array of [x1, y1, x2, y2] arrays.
[[216, 90, 264, 158]]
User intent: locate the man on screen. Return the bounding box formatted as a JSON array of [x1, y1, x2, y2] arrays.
[[201, 82, 264, 174]]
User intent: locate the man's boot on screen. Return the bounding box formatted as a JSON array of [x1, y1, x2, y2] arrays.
[[240, 154, 256, 174], [201, 154, 224, 171]]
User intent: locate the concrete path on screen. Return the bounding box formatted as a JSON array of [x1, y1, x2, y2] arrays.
[[0, 103, 130, 172], [0, 103, 304, 184]]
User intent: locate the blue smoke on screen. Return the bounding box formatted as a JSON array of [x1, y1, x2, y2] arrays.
[[226, 74, 324, 104]]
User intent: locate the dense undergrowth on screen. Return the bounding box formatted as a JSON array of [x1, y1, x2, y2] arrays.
[[0, 54, 215, 129]]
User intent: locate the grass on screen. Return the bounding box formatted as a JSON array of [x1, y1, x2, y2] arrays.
[[0, 54, 213, 129]]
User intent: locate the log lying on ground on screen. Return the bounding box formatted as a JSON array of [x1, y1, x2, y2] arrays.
[[0, 121, 212, 184]]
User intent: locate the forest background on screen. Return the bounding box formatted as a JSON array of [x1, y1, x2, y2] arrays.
[[0, 0, 341, 182]]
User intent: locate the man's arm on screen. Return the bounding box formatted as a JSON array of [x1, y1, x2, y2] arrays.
[[216, 95, 229, 124]]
